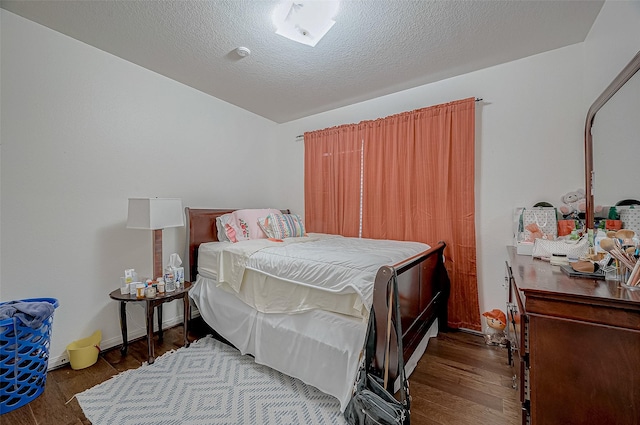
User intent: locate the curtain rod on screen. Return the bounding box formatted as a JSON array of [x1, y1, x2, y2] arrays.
[[294, 98, 483, 140]]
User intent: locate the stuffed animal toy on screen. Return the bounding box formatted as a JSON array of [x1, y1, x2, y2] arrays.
[[524, 222, 554, 241], [482, 309, 507, 346], [559, 189, 602, 218], [483, 309, 506, 331], [524, 222, 544, 242], [559, 189, 586, 217]]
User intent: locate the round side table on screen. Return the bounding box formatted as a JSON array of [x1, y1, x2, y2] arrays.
[[109, 281, 191, 364]]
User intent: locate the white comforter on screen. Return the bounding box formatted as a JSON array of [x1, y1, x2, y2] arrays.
[[200, 233, 430, 314], [192, 234, 436, 411]]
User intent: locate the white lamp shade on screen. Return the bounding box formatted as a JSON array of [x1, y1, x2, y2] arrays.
[[126, 198, 184, 230]]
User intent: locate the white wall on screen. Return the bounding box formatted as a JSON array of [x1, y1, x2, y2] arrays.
[[583, 1, 640, 102], [1, 10, 277, 367], [0, 10, 3, 299], [583, 1, 640, 206]]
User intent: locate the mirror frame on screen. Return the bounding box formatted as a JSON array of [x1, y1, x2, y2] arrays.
[[585, 50, 640, 230]]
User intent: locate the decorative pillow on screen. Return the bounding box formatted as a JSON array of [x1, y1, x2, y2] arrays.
[[224, 223, 236, 243], [228, 208, 282, 241], [215, 213, 233, 242], [265, 213, 306, 239], [223, 219, 250, 243], [257, 215, 277, 239]]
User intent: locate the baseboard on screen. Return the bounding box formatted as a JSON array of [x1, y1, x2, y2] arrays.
[[458, 327, 484, 337], [48, 310, 201, 370]]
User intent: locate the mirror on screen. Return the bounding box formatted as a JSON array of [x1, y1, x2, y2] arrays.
[[585, 51, 640, 230], [592, 70, 640, 206]]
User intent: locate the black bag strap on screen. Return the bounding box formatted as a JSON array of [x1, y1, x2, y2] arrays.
[[351, 305, 376, 393], [390, 270, 410, 409], [364, 308, 377, 369], [356, 270, 410, 407]]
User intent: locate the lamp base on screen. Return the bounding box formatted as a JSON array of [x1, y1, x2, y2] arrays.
[[153, 229, 163, 281]]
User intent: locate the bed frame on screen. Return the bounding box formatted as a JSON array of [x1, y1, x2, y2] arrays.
[[185, 207, 450, 386]]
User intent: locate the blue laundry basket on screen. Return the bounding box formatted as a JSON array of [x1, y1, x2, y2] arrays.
[[0, 297, 59, 415]]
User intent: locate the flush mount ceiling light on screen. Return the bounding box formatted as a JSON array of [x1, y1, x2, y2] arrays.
[[272, 0, 339, 47]]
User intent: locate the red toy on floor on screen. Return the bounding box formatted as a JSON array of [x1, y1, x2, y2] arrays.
[[482, 309, 507, 346]]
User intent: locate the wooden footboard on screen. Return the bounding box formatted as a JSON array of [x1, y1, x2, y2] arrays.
[[185, 208, 450, 387], [371, 242, 450, 387]]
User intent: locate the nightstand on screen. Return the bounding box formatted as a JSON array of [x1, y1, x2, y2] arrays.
[[109, 281, 191, 364]]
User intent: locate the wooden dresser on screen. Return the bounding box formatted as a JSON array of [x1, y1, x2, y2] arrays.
[[505, 246, 640, 425]]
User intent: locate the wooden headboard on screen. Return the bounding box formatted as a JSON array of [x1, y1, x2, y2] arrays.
[[185, 208, 235, 281], [185, 208, 291, 281]]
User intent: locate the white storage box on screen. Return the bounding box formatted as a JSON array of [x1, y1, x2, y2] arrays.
[[516, 241, 534, 256]]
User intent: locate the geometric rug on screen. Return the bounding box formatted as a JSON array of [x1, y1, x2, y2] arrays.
[[76, 336, 346, 424]]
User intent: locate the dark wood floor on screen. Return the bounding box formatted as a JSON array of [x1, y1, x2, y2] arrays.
[[4, 318, 519, 425]]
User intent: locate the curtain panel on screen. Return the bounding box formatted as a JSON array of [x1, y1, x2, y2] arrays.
[[304, 97, 480, 330], [304, 124, 362, 237]]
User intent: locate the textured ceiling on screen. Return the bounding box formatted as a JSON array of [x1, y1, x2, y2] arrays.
[[2, 0, 604, 123]]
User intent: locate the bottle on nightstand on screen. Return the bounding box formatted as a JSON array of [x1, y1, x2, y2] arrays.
[[164, 266, 176, 292]]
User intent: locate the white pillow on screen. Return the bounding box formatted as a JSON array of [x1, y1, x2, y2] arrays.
[[215, 213, 233, 242]]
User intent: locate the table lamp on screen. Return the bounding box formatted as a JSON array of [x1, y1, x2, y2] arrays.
[[126, 198, 184, 280]]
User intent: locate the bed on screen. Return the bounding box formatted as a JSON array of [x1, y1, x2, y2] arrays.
[[186, 208, 450, 411]]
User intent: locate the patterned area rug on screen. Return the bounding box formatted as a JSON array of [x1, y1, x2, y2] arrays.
[[76, 336, 345, 424]]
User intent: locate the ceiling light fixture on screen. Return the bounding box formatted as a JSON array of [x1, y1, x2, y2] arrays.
[[272, 0, 339, 47]]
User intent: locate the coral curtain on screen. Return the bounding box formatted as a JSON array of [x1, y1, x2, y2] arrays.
[[304, 124, 362, 237], [304, 97, 480, 330], [361, 98, 479, 330]]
